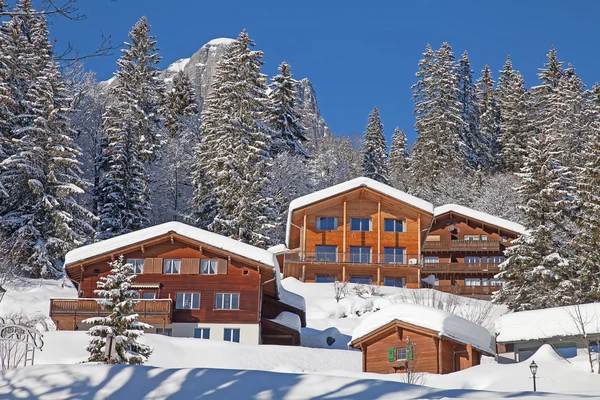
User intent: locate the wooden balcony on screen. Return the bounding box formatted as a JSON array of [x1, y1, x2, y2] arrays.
[[423, 262, 501, 273], [423, 240, 501, 252], [284, 252, 421, 266], [436, 285, 500, 296], [50, 298, 173, 324]]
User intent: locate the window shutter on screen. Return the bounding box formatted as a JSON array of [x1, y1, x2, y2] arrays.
[[181, 258, 192, 274], [144, 258, 157, 274], [216, 258, 228, 274], [388, 348, 395, 362], [154, 258, 164, 274], [190, 258, 200, 274]]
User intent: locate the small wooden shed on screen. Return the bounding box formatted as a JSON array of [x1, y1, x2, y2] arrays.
[[349, 304, 495, 375]]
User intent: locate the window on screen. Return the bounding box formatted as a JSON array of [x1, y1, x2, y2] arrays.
[[132, 291, 140, 299], [489, 256, 505, 263], [126, 259, 144, 274], [176, 293, 200, 309], [501, 236, 508, 242], [465, 256, 480, 263], [163, 259, 181, 274], [315, 274, 336, 283], [384, 247, 406, 264], [384, 276, 406, 288], [349, 276, 372, 284], [142, 292, 156, 299], [349, 246, 371, 263], [156, 328, 172, 336], [465, 278, 481, 287], [194, 328, 210, 339], [480, 235, 488, 241], [396, 348, 407, 360], [481, 278, 489, 286], [215, 293, 239, 310], [315, 245, 337, 262], [224, 328, 240, 343], [316, 217, 338, 231], [201, 259, 218, 275], [350, 218, 372, 231], [490, 279, 505, 287], [464, 235, 480, 241], [424, 256, 439, 263], [384, 219, 405, 233]]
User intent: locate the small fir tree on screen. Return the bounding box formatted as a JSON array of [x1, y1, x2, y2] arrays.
[[389, 127, 410, 189], [84, 256, 153, 364], [362, 107, 390, 184], [476, 65, 500, 171], [456, 51, 482, 170]]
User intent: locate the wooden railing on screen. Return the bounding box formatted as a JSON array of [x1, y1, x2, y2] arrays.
[[423, 240, 501, 251], [436, 285, 500, 296], [284, 252, 421, 266], [422, 262, 501, 272], [50, 298, 172, 318]]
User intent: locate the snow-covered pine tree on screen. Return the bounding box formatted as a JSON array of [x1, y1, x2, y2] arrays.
[[493, 132, 574, 310], [476, 65, 500, 171], [84, 256, 153, 364], [268, 61, 308, 157], [193, 29, 276, 246], [362, 107, 390, 184], [97, 16, 164, 239], [307, 135, 362, 190], [165, 70, 197, 138], [538, 46, 564, 92], [456, 51, 482, 170], [0, 8, 94, 277], [389, 127, 410, 190], [410, 43, 464, 194]]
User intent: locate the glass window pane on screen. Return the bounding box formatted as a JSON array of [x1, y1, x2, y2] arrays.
[[142, 292, 155, 299], [173, 260, 181, 273], [224, 294, 231, 309], [233, 329, 240, 343], [201, 260, 208, 274], [216, 294, 223, 309], [350, 218, 360, 231], [384, 219, 394, 232], [224, 328, 231, 341], [176, 293, 184, 309], [315, 245, 337, 262], [315, 275, 336, 283], [396, 220, 404, 232], [210, 260, 217, 274], [232, 294, 239, 309], [193, 293, 200, 309]]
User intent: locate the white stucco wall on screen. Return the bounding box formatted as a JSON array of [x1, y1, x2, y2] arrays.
[[160, 323, 260, 344]]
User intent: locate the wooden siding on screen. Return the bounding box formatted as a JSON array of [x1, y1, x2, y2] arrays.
[[261, 318, 300, 346], [262, 295, 307, 327]]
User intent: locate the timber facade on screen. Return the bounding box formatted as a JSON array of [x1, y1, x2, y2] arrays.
[[51, 222, 304, 346]]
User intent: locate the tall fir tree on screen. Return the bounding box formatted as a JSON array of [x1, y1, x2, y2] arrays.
[[389, 127, 410, 189], [456, 51, 482, 170], [97, 16, 164, 239], [362, 107, 390, 184], [538, 46, 564, 91], [0, 8, 94, 277], [84, 256, 153, 364], [475, 65, 500, 171], [193, 29, 276, 246], [268, 61, 308, 157], [165, 70, 197, 137]]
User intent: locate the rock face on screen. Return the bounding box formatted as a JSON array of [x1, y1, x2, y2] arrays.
[[160, 38, 329, 139]]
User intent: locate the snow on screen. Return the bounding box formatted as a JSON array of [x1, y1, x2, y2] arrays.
[[277, 283, 306, 311], [350, 303, 495, 354], [267, 243, 288, 254], [495, 302, 600, 343], [64, 221, 278, 270], [286, 177, 434, 247], [434, 203, 526, 234], [205, 37, 235, 46], [165, 57, 190, 73], [270, 311, 301, 332]]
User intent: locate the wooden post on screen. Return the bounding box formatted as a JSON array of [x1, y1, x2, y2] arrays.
[[303, 212, 307, 258], [466, 344, 474, 368], [162, 318, 166, 335], [377, 267, 381, 286], [301, 265, 306, 282], [417, 215, 421, 262], [342, 266, 346, 282], [362, 345, 367, 372], [439, 338, 444, 374], [343, 200, 347, 262], [435, 338, 440, 374], [377, 197, 381, 263]]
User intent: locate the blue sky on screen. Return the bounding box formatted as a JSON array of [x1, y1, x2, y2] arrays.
[[47, 0, 599, 144]]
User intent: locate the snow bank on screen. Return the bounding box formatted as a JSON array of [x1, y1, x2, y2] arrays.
[[350, 303, 495, 354], [286, 177, 434, 247], [64, 221, 278, 270], [278, 284, 306, 311], [267, 243, 288, 254], [495, 303, 600, 343], [206, 37, 235, 46], [434, 204, 525, 234], [270, 312, 301, 332]]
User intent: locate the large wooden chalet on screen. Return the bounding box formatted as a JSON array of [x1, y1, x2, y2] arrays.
[[51, 222, 305, 346], [280, 177, 524, 297]]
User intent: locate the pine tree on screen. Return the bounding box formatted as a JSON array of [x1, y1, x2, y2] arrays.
[[193, 29, 276, 246], [538, 46, 564, 91], [97, 16, 164, 239], [362, 107, 390, 184], [165, 70, 197, 137], [476, 65, 500, 171], [0, 8, 94, 277], [493, 133, 573, 310], [389, 127, 410, 189], [268, 61, 308, 157], [84, 256, 153, 364], [456, 51, 481, 169]]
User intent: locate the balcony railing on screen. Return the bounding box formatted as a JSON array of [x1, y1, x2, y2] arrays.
[[423, 262, 501, 272], [423, 240, 501, 251], [50, 298, 173, 318], [284, 252, 421, 266], [436, 285, 501, 296]]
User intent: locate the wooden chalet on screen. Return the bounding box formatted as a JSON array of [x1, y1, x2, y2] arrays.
[[51, 222, 305, 346], [422, 204, 525, 298], [283, 177, 435, 287], [349, 304, 495, 374]]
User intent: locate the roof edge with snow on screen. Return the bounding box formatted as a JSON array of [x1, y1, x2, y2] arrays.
[[433, 204, 525, 235]]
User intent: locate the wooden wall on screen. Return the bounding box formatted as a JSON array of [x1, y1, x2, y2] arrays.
[[427, 214, 518, 245]]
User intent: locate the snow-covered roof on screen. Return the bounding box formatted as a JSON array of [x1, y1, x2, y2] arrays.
[[206, 38, 235, 46], [286, 177, 434, 247], [267, 244, 289, 254], [495, 303, 600, 343], [350, 303, 495, 354], [278, 285, 306, 312], [64, 221, 278, 270], [434, 204, 525, 234], [269, 311, 301, 332]]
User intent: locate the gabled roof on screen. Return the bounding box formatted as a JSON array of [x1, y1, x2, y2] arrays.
[[495, 303, 600, 343], [350, 304, 495, 355], [286, 177, 434, 246], [64, 221, 278, 269], [433, 204, 525, 235]]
